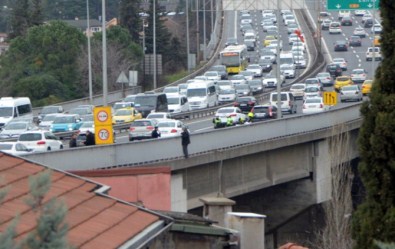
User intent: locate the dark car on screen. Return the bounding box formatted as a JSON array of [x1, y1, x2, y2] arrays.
[[341, 16, 353, 26], [251, 105, 277, 121], [247, 79, 264, 94], [326, 63, 342, 77], [210, 65, 228, 80], [225, 37, 238, 47], [244, 40, 256, 51], [334, 40, 348, 51], [233, 96, 257, 113], [348, 35, 362, 47], [364, 18, 373, 28], [258, 58, 273, 72]]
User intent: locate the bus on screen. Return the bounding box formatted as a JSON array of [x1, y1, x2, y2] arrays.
[[219, 45, 248, 74]]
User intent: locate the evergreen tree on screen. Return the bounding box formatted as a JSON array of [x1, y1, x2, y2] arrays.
[[30, 0, 44, 26], [9, 0, 30, 39], [119, 0, 141, 44], [164, 36, 186, 73], [352, 0, 395, 248]]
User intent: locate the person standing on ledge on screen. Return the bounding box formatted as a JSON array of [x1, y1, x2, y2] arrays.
[[181, 127, 190, 158]]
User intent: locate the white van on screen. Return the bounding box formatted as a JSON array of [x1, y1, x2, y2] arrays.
[[187, 81, 218, 110], [279, 51, 295, 66], [167, 94, 190, 113], [269, 92, 297, 114], [0, 97, 33, 128]]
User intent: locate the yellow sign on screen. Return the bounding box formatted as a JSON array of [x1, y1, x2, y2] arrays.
[[94, 106, 112, 126], [95, 126, 114, 145], [349, 3, 360, 8], [323, 91, 337, 106]]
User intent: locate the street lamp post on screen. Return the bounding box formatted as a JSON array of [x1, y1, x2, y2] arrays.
[[186, 0, 190, 71], [153, 0, 157, 89], [86, 0, 93, 104], [102, 0, 108, 106]]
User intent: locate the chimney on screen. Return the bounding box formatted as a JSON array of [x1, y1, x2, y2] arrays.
[[199, 197, 235, 227], [225, 212, 266, 249]]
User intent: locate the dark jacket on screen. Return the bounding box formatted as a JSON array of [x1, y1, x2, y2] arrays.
[[181, 130, 190, 146], [69, 137, 77, 148], [85, 132, 95, 146], [152, 129, 161, 138]]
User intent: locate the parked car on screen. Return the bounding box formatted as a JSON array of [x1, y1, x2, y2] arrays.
[[251, 105, 277, 121], [18, 130, 63, 152], [214, 107, 247, 126], [302, 97, 330, 114], [157, 119, 188, 138], [340, 85, 363, 102], [233, 96, 257, 113], [128, 119, 159, 141], [0, 142, 33, 156], [50, 114, 82, 132]]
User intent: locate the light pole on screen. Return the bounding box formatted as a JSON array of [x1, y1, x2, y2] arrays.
[[102, 0, 108, 106], [86, 0, 93, 104], [186, 0, 191, 71], [276, 0, 282, 119], [153, 0, 157, 89]]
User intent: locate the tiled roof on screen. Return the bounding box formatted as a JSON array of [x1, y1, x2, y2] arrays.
[[0, 153, 170, 248]]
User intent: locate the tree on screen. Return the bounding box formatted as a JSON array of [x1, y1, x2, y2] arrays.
[[352, 0, 395, 248], [164, 36, 186, 73], [0, 21, 86, 106], [144, 2, 171, 55], [119, 0, 141, 44], [30, 0, 44, 26], [9, 0, 30, 38], [0, 170, 71, 249]]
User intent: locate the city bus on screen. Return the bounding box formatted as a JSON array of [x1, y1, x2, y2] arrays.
[[219, 45, 248, 74]]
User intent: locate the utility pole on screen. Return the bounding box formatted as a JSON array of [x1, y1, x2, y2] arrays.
[[86, 0, 93, 105], [102, 0, 108, 106], [186, 0, 190, 71], [153, 0, 157, 90]]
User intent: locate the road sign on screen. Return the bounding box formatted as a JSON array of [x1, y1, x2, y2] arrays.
[[116, 71, 129, 84], [327, 0, 379, 10], [323, 92, 337, 106], [94, 107, 112, 126], [95, 127, 114, 145]]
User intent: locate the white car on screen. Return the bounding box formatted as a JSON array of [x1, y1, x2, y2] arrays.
[[371, 24, 382, 34], [0, 121, 37, 139], [163, 86, 180, 97], [291, 41, 306, 53], [38, 113, 61, 130], [0, 142, 34, 156], [354, 10, 367, 16], [294, 55, 307, 69], [78, 121, 95, 134], [18, 130, 63, 152], [362, 13, 372, 23], [280, 64, 296, 78], [289, 83, 306, 100], [218, 88, 237, 103], [366, 47, 382, 61], [214, 107, 246, 125], [302, 97, 330, 114], [350, 68, 367, 83], [266, 40, 283, 55], [239, 71, 255, 81], [304, 86, 322, 100], [262, 74, 285, 88], [204, 71, 221, 82], [229, 75, 247, 85], [246, 64, 263, 77], [353, 27, 367, 38], [332, 58, 348, 71], [167, 94, 190, 113], [340, 85, 363, 102], [329, 22, 342, 34], [288, 33, 301, 45], [146, 112, 172, 121], [157, 119, 188, 138]]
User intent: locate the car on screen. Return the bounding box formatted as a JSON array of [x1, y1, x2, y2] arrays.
[[113, 102, 134, 113], [214, 107, 247, 126], [362, 13, 373, 23], [348, 36, 362, 47], [374, 35, 381, 47], [259, 49, 277, 64], [18, 130, 63, 152], [146, 112, 172, 121], [240, 13, 252, 25], [218, 88, 237, 104], [291, 48, 304, 59], [371, 24, 382, 34], [266, 40, 283, 55], [50, 114, 82, 132], [0, 121, 37, 139], [263, 35, 277, 46], [123, 94, 137, 103], [262, 74, 285, 88], [334, 76, 353, 91], [292, 41, 306, 53], [157, 119, 188, 138], [240, 23, 253, 35], [354, 10, 367, 16], [178, 83, 189, 96], [338, 10, 351, 20], [204, 71, 221, 82], [316, 72, 334, 87], [247, 79, 264, 94], [258, 58, 273, 72], [366, 47, 382, 61], [167, 94, 190, 113], [280, 64, 296, 79], [0, 142, 34, 156], [283, 14, 296, 25], [217, 80, 234, 90], [339, 85, 363, 102], [363, 18, 374, 28], [287, 23, 299, 34], [334, 40, 348, 51], [246, 64, 263, 77], [38, 113, 61, 130], [229, 74, 247, 85], [326, 63, 343, 77], [128, 119, 159, 141], [261, 21, 275, 32], [289, 83, 306, 100], [210, 65, 228, 79], [304, 86, 322, 100], [38, 105, 64, 122], [288, 33, 301, 45], [112, 107, 142, 124], [332, 58, 348, 71], [251, 105, 277, 121], [304, 78, 322, 89], [233, 96, 257, 113], [163, 86, 180, 96], [68, 107, 93, 120], [225, 37, 238, 47], [239, 70, 255, 81], [361, 79, 373, 95], [294, 55, 307, 69], [350, 68, 367, 83], [302, 97, 330, 114], [269, 92, 297, 114], [321, 19, 331, 30], [353, 27, 367, 38], [329, 22, 342, 34], [340, 16, 353, 26], [234, 84, 252, 97], [244, 40, 256, 51]]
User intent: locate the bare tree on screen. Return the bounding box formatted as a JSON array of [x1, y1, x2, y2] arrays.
[[313, 124, 354, 249]]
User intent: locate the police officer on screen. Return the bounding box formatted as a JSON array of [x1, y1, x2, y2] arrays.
[[151, 126, 161, 138], [213, 117, 221, 128], [248, 111, 254, 122], [226, 116, 233, 126]]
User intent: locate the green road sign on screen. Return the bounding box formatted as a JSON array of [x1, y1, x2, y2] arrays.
[[327, 0, 379, 10]]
